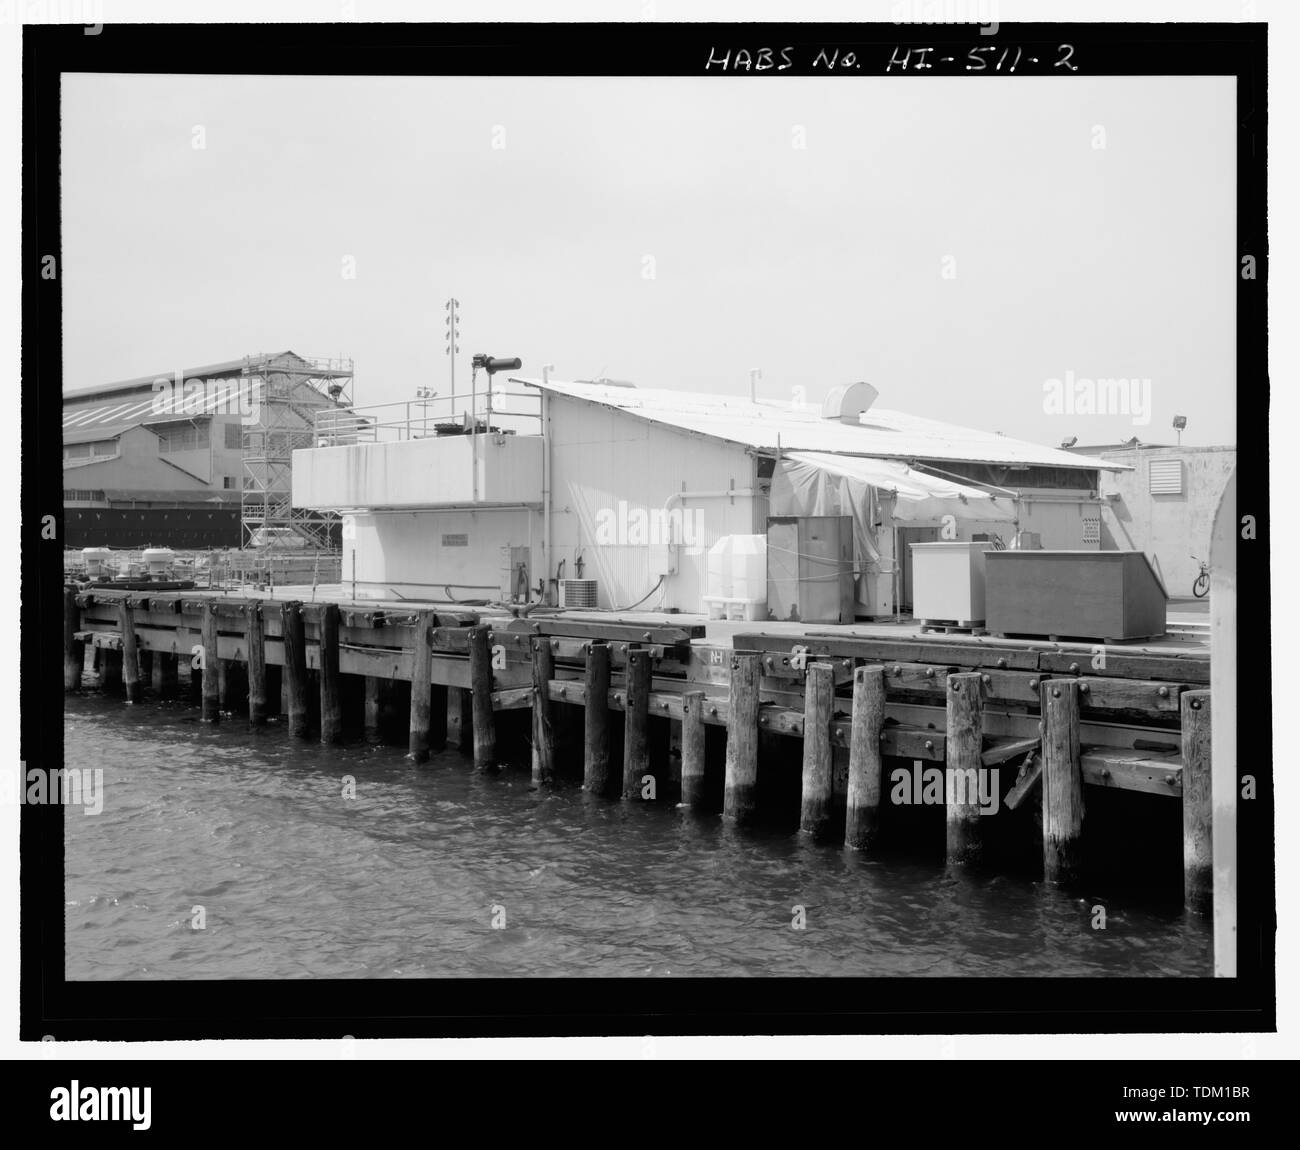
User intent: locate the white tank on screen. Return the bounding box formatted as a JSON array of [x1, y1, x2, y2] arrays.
[[82, 547, 112, 577], [706, 537, 734, 600], [730, 534, 767, 601], [141, 547, 175, 577]]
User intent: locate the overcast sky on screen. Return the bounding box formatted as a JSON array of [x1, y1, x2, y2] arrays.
[[61, 73, 1236, 447]]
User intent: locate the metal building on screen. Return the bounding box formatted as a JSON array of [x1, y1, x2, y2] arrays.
[[294, 377, 1127, 616]]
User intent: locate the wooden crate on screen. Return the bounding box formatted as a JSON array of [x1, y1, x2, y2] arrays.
[[985, 550, 1167, 641]]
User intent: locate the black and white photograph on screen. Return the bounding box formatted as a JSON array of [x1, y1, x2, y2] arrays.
[[8, 0, 1290, 1090]]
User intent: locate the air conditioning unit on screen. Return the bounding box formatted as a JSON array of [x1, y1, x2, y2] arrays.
[[560, 579, 598, 609]]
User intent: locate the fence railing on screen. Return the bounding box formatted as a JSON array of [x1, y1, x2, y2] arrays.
[[313, 385, 543, 446]]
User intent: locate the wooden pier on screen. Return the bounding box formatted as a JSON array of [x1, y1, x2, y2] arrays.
[[64, 587, 1215, 911]]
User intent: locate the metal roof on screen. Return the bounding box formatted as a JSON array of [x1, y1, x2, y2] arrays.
[[516, 378, 1130, 472], [62, 350, 352, 403], [62, 382, 253, 441]]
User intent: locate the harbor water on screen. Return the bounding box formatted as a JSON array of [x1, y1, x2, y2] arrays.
[[64, 692, 1212, 980]]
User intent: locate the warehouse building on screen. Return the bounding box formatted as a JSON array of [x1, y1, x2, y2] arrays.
[[294, 378, 1127, 617], [62, 351, 353, 549], [1065, 440, 1237, 597]]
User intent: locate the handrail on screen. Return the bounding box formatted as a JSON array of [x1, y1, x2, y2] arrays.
[[313, 387, 543, 446]]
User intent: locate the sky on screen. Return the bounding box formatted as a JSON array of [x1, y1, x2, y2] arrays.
[[60, 72, 1236, 447]]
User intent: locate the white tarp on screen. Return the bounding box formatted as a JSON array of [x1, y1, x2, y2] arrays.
[[770, 451, 1017, 576]]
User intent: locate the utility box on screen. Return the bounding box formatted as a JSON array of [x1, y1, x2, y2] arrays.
[[985, 550, 1167, 641], [766, 515, 854, 624], [910, 541, 993, 625], [499, 545, 530, 603]]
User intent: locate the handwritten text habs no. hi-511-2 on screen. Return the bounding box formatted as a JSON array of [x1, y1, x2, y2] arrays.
[[704, 44, 1078, 76]]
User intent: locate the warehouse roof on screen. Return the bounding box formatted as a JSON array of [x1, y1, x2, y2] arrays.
[[516, 378, 1131, 472], [62, 350, 352, 403], [62, 383, 251, 441]]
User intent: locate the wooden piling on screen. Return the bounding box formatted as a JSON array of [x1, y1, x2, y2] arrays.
[[468, 624, 496, 769], [622, 648, 652, 799], [446, 688, 470, 749], [364, 677, 382, 741], [1040, 678, 1083, 883], [153, 652, 179, 699], [845, 665, 885, 849], [139, 648, 153, 686], [408, 609, 433, 763], [120, 600, 141, 704], [319, 603, 342, 744], [246, 601, 267, 725], [800, 662, 835, 837], [281, 600, 309, 738], [680, 690, 707, 810], [200, 601, 220, 723], [63, 587, 83, 691], [583, 641, 612, 794], [945, 672, 986, 865], [530, 637, 556, 787], [723, 652, 760, 823], [1181, 689, 1212, 914]]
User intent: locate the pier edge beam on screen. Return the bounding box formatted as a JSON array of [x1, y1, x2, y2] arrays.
[[1181, 689, 1213, 915], [530, 637, 556, 787], [945, 671, 986, 865], [247, 600, 267, 725], [63, 587, 83, 691], [680, 690, 707, 810], [408, 609, 434, 763], [622, 647, 652, 800], [723, 652, 760, 824], [582, 641, 612, 795], [282, 599, 309, 739], [468, 624, 496, 769], [845, 664, 886, 850], [120, 599, 141, 705], [319, 603, 343, 744], [800, 661, 836, 838], [1040, 677, 1084, 883]]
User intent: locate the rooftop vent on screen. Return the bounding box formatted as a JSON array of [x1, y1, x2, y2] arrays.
[[822, 382, 878, 424]]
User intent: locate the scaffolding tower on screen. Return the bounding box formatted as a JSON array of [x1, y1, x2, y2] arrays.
[[239, 352, 355, 554]]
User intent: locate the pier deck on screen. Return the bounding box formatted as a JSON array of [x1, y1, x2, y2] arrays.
[[64, 583, 1215, 911]]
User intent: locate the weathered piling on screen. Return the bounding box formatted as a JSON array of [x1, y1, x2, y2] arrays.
[[1040, 678, 1083, 882], [1181, 689, 1212, 914], [945, 672, 986, 865], [446, 689, 470, 749], [139, 648, 154, 686], [319, 603, 342, 744], [799, 661, 835, 837], [723, 652, 760, 823], [680, 690, 707, 809], [153, 651, 179, 699], [408, 609, 434, 763], [468, 624, 496, 768], [246, 601, 267, 725], [120, 600, 141, 704], [200, 601, 220, 722], [622, 647, 652, 799], [281, 600, 309, 738], [530, 637, 555, 787], [845, 665, 885, 849], [64, 587, 83, 691], [364, 676, 382, 741], [583, 641, 612, 794]]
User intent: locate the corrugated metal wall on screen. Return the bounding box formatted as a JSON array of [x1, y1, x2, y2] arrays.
[[547, 397, 757, 611]]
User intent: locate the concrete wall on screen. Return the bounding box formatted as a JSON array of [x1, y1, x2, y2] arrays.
[[1094, 445, 1236, 595], [343, 508, 533, 600], [294, 433, 543, 511]]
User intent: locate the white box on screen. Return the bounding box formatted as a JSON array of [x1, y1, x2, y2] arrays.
[[910, 541, 993, 623]]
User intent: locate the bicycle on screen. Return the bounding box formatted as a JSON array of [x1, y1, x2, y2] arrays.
[[1191, 556, 1211, 599]]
